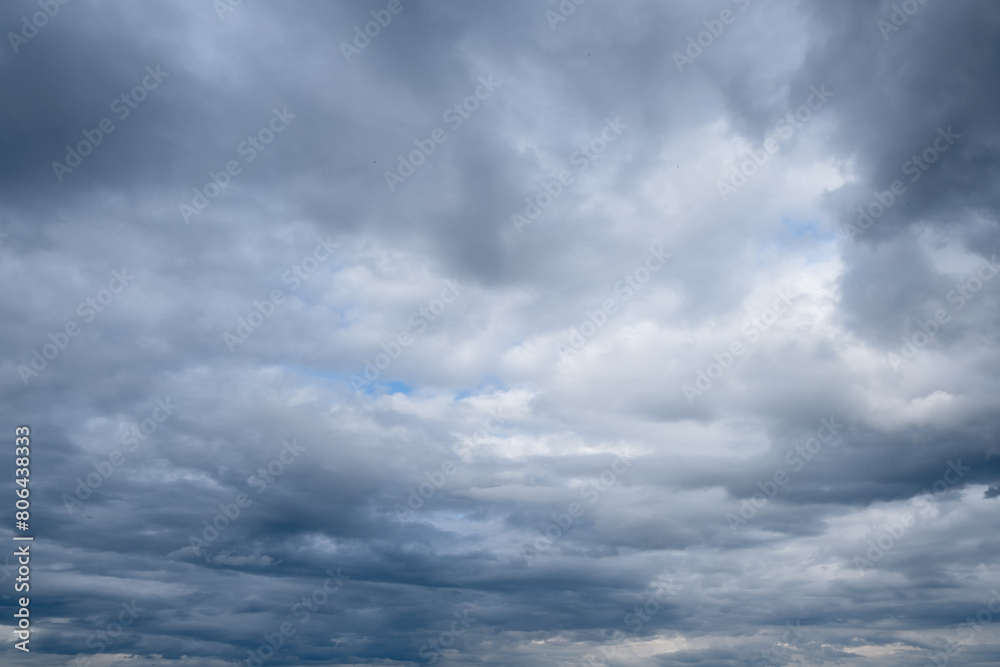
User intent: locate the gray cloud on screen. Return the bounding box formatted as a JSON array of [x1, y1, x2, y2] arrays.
[[2, 0, 1000, 665]]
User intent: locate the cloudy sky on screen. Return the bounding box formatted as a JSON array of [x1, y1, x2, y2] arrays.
[[2, 0, 1000, 665]]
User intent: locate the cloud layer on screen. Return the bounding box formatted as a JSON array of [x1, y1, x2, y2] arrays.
[[2, 0, 1000, 665]]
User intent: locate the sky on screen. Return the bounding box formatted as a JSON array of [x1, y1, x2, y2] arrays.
[[1, 0, 1000, 665]]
